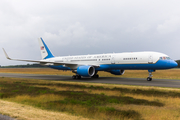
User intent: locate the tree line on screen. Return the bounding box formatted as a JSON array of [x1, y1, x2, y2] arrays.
[[0, 64, 47, 68], [176, 60, 180, 68]]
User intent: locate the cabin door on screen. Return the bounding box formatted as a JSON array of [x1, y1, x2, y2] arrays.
[[148, 55, 153, 64], [111, 55, 115, 64]]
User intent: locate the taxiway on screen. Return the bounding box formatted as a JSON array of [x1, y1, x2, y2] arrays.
[[0, 73, 180, 88]]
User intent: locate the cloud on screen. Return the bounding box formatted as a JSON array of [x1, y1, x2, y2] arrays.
[[43, 22, 87, 45], [126, 24, 151, 33], [157, 16, 180, 34], [1, 0, 180, 65]]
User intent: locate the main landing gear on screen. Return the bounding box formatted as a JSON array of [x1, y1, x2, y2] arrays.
[[72, 74, 99, 79], [91, 71, 99, 78], [72, 75, 81, 79], [91, 74, 99, 78], [147, 70, 155, 81]]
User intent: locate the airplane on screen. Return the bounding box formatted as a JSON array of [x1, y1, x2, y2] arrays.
[[3, 38, 178, 81]]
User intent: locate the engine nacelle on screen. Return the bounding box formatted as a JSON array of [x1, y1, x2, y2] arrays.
[[108, 70, 125, 75], [77, 66, 95, 77]]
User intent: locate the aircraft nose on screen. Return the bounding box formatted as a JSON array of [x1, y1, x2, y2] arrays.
[[171, 61, 178, 68]]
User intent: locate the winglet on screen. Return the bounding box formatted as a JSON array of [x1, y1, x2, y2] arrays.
[[2, 48, 11, 60]]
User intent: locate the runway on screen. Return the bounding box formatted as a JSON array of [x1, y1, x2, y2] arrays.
[[0, 73, 180, 88]]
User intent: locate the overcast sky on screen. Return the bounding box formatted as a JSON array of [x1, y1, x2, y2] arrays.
[[1, 0, 180, 66]]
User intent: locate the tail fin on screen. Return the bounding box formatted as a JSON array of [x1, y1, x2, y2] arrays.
[[38, 38, 54, 59]]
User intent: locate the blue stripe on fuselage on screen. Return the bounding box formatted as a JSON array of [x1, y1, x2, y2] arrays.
[[47, 59, 177, 71], [96, 59, 177, 71]]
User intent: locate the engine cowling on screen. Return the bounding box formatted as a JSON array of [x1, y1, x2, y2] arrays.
[[77, 66, 95, 77], [108, 70, 125, 75]]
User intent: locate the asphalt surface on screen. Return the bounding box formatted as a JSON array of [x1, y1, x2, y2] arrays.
[[0, 114, 15, 120], [0, 73, 180, 88]]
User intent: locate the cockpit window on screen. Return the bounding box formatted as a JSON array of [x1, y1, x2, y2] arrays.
[[159, 57, 171, 60], [167, 57, 171, 60]]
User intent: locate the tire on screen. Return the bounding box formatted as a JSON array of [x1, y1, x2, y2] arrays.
[[77, 75, 81, 79], [91, 74, 99, 78], [147, 77, 152, 81], [72, 75, 76, 79]]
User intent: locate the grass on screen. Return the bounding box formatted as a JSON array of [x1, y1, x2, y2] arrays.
[[0, 77, 180, 119], [0, 68, 180, 79], [0, 100, 88, 120]]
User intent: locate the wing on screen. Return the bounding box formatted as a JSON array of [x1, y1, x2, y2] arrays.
[[2, 48, 100, 69], [3, 48, 75, 65]]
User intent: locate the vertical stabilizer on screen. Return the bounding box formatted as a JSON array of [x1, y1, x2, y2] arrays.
[[38, 38, 54, 59]]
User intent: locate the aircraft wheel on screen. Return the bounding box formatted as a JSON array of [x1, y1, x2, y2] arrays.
[[72, 75, 76, 79], [76, 75, 81, 79], [91, 74, 99, 78], [147, 77, 152, 81]]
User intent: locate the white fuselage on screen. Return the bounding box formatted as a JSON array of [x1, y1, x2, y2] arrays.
[[42, 51, 173, 71], [45, 51, 164, 65]]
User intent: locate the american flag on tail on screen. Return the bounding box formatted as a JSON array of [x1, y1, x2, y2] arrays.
[[41, 46, 44, 50]]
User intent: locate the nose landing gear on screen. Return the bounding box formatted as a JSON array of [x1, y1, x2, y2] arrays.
[[147, 70, 155, 81]]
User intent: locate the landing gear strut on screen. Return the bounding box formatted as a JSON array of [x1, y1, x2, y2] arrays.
[[147, 72, 152, 81], [72, 75, 81, 79], [147, 70, 155, 81]]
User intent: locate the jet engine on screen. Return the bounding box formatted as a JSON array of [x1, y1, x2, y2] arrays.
[[108, 69, 125, 75], [77, 66, 95, 77]]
